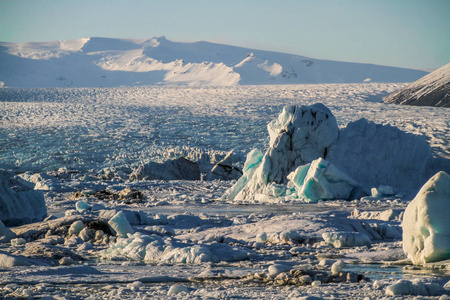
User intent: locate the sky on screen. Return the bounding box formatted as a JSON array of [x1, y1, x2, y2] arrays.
[[0, 0, 449, 70]]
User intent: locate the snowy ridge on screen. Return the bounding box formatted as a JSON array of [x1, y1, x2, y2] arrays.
[[0, 36, 428, 87], [383, 63, 450, 107]]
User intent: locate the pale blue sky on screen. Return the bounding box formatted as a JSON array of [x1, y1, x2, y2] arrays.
[[0, 0, 448, 70]]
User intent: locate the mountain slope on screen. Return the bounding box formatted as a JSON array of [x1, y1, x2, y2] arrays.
[[383, 63, 450, 108], [0, 36, 428, 88]]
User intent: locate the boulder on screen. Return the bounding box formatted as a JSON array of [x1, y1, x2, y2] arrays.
[[0, 169, 47, 226], [402, 171, 450, 265]]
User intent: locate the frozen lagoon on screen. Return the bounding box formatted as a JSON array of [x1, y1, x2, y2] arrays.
[[1, 84, 449, 299]]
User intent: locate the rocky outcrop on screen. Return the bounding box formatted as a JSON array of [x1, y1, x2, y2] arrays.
[[383, 63, 450, 107]]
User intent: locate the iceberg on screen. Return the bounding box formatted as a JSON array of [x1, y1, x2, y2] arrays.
[[0, 169, 47, 226], [223, 103, 441, 202], [108, 211, 135, 238], [402, 171, 450, 265], [224, 104, 339, 200], [287, 158, 358, 202], [327, 118, 431, 191]]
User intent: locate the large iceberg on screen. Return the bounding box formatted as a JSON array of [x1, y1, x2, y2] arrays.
[[402, 171, 450, 265], [0, 170, 47, 226], [224, 104, 339, 200], [223, 103, 440, 202], [327, 119, 432, 191]]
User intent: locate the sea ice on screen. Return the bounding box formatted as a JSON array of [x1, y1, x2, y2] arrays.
[[402, 171, 450, 265], [0, 253, 32, 267], [0, 169, 47, 226]]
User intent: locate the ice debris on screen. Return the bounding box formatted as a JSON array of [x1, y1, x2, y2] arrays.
[[130, 157, 200, 181], [204, 150, 242, 181], [101, 232, 247, 264], [371, 185, 394, 197], [331, 260, 346, 275], [402, 171, 450, 265], [351, 208, 403, 222], [322, 232, 371, 248], [385, 279, 444, 296], [0, 169, 47, 226], [167, 285, 189, 295], [107, 211, 134, 238], [0, 220, 16, 243], [287, 158, 358, 202], [75, 200, 91, 213]]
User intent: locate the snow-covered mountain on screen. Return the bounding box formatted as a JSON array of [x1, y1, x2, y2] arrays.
[[0, 36, 428, 87], [383, 63, 450, 107]]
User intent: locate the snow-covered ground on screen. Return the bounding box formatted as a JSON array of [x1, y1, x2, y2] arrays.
[[0, 37, 428, 87], [1, 84, 449, 299]]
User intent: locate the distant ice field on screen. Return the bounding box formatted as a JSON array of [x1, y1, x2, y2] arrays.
[[1, 83, 449, 174]]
